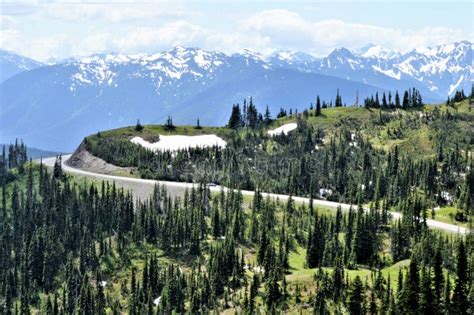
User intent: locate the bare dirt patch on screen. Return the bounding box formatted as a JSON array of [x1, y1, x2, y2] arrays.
[[67, 141, 135, 176]]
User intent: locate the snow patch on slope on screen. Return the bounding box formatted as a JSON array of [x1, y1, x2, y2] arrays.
[[131, 135, 227, 152], [267, 123, 297, 136], [372, 66, 401, 80], [449, 75, 464, 95]]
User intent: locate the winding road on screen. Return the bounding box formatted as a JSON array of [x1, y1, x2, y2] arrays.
[[41, 155, 468, 234]]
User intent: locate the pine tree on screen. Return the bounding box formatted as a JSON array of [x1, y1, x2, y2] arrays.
[[53, 156, 62, 179], [264, 105, 272, 126], [348, 276, 365, 314], [444, 274, 452, 312], [453, 241, 468, 314], [335, 89, 343, 107], [399, 259, 420, 313], [228, 105, 242, 129], [402, 91, 409, 109], [195, 118, 202, 129], [135, 119, 144, 132], [316, 95, 322, 116], [382, 92, 388, 108], [433, 249, 444, 304], [265, 272, 281, 310], [211, 203, 220, 239], [395, 91, 401, 108], [420, 267, 437, 314], [249, 274, 259, 312], [164, 115, 175, 130]]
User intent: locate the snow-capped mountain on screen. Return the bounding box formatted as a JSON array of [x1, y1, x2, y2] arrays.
[[0, 41, 472, 151], [57, 41, 473, 101], [311, 41, 473, 98], [0, 49, 44, 83], [358, 44, 401, 59], [68, 46, 228, 91], [0, 46, 384, 151], [392, 41, 473, 95]]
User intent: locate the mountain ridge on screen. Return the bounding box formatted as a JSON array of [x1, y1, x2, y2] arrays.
[[1, 41, 472, 151], [0, 49, 45, 83]]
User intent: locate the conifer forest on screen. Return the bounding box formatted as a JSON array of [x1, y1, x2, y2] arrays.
[[1, 88, 473, 314]]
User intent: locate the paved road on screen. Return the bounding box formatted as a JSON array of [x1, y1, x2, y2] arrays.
[[41, 155, 468, 234]]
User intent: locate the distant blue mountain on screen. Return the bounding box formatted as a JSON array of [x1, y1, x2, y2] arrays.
[[1, 42, 472, 151], [0, 49, 44, 83], [1, 143, 65, 159]]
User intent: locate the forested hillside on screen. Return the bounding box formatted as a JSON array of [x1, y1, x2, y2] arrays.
[[0, 150, 472, 314], [84, 89, 474, 225], [0, 88, 472, 314]]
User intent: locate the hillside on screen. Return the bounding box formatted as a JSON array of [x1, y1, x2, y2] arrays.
[[2, 90, 472, 315], [82, 98, 473, 160], [74, 98, 473, 228], [1, 156, 469, 314], [1, 98, 472, 314], [273, 100, 474, 157]]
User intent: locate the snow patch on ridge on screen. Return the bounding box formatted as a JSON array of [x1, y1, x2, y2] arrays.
[[449, 75, 464, 95], [131, 135, 227, 152], [372, 66, 401, 80]]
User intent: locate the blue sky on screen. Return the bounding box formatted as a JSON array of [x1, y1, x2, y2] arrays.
[[1, 0, 472, 61]]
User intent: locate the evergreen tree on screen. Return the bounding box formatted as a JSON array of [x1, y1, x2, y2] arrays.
[[164, 115, 175, 130], [433, 249, 444, 304], [395, 91, 401, 107], [228, 105, 242, 129], [135, 119, 144, 132], [348, 276, 365, 314], [402, 91, 410, 109], [453, 241, 468, 314], [316, 95, 322, 116], [335, 89, 343, 107], [195, 118, 202, 129], [420, 267, 437, 314], [399, 259, 420, 314], [264, 105, 272, 126]]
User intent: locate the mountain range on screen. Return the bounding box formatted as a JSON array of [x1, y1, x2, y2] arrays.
[[1, 41, 472, 151], [0, 49, 44, 83]]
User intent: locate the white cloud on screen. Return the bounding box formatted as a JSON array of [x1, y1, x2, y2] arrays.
[[0, 15, 18, 29], [112, 21, 208, 52], [1, 6, 472, 61], [42, 3, 190, 23], [242, 9, 473, 54], [72, 20, 272, 57]]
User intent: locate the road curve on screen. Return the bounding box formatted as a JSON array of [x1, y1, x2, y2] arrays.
[[40, 155, 468, 235]]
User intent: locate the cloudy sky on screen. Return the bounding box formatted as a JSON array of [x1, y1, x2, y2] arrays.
[[1, 0, 473, 61]]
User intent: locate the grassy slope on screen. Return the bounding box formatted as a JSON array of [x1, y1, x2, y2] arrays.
[[274, 100, 473, 157], [287, 246, 410, 285], [90, 124, 232, 142], [92, 100, 473, 158]]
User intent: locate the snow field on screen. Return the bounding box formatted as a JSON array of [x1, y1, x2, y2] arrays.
[[131, 134, 226, 152], [267, 123, 297, 136]]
